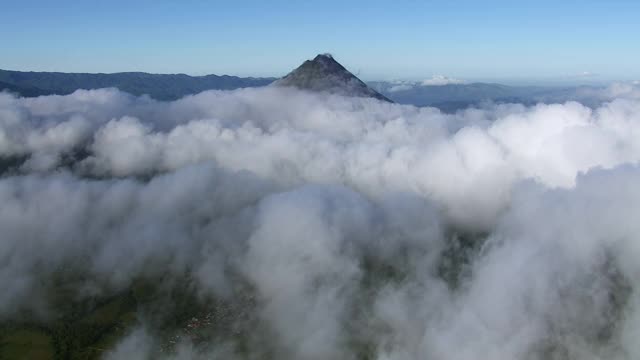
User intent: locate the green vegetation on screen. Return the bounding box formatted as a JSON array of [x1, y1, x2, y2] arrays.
[[0, 271, 257, 359], [438, 230, 488, 289], [0, 329, 54, 360]]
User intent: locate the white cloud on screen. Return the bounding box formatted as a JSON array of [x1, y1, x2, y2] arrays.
[[1, 86, 640, 358], [421, 75, 467, 86], [388, 84, 414, 92], [567, 71, 598, 78], [384, 75, 467, 92]]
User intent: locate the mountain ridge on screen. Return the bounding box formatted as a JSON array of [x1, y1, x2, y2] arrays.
[[0, 69, 276, 100], [1, 62, 604, 112]]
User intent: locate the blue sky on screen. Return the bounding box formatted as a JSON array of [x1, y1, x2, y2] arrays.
[[2, 0, 639, 83]]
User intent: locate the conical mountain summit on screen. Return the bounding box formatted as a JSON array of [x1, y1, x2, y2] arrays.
[[272, 54, 392, 102]]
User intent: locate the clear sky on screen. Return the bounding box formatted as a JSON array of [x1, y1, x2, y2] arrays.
[[2, 0, 639, 83]]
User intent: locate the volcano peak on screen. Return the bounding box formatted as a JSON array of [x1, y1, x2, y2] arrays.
[[273, 54, 392, 102]]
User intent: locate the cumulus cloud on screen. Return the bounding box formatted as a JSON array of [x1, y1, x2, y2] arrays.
[[421, 75, 467, 86], [386, 76, 467, 92], [1, 85, 640, 359]]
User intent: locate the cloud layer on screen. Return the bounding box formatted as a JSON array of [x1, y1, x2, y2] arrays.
[[1, 85, 640, 359]]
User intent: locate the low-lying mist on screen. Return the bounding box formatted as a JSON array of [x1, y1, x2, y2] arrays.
[[1, 84, 640, 359]]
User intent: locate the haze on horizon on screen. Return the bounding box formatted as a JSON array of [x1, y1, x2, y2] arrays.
[[2, 0, 640, 84]]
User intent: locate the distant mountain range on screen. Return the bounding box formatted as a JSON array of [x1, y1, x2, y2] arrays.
[[0, 80, 52, 97], [0, 69, 275, 100], [369, 81, 606, 111], [1, 57, 609, 112], [370, 81, 520, 109]]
